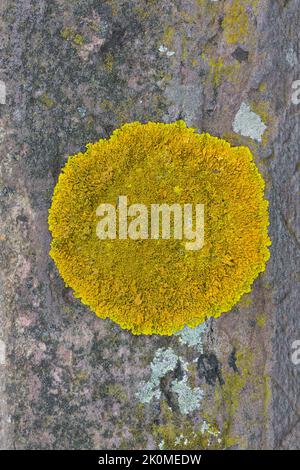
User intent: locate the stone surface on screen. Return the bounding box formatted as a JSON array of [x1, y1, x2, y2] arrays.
[[0, 0, 299, 450]]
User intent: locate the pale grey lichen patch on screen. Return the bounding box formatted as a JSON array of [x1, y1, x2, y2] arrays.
[[77, 106, 87, 118], [172, 377, 204, 415], [286, 47, 298, 67], [136, 347, 180, 404], [201, 420, 209, 434], [158, 45, 175, 57], [176, 323, 207, 352], [158, 439, 165, 450], [0, 340, 5, 365], [150, 347, 179, 381], [175, 434, 188, 446], [200, 420, 221, 441], [0, 80, 6, 104], [136, 381, 160, 404], [233, 102, 267, 142], [0, 127, 6, 144], [164, 80, 203, 127], [136, 347, 204, 414]]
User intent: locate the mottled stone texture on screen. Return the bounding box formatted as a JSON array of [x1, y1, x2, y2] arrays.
[[0, 0, 299, 450]]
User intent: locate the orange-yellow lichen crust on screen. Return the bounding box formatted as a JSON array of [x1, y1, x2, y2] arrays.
[[48, 121, 271, 335]]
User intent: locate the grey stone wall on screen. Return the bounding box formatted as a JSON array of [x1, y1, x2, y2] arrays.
[[0, 0, 299, 449]]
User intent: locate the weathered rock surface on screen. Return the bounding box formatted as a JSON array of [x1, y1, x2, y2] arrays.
[[0, 0, 299, 449]]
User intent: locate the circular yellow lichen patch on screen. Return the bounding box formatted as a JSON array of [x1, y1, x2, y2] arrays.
[[49, 121, 271, 335]]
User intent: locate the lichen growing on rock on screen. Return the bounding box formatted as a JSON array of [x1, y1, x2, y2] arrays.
[[153, 401, 223, 450], [222, 0, 250, 45], [175, 323, 207, 352], [136, 345, 204, 414], [48, 121, 271, 335], [233, 102, 267, 142]]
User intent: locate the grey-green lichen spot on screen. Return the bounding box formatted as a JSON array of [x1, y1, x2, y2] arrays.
[[171, 377, 204, 415], [176, 324, 207, 352], [136, 347, 204, 415], [136, 348, 179, 403], [233, 102, 267, 142]]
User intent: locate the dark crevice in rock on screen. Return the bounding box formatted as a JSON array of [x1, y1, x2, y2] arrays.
[[197, 352, 224, 386]]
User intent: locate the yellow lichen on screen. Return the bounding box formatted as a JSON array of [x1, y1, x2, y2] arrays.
[[250, 100, 273, 146], [222, 0, 250, 45], [104, 52, 114, 72], [202, 52, 242, 87], [207, 56, 224, 86], [214, 353, 248, 448], [73, 34, 84, 46], [60, 27, 84, 46], [213, 347, 270, 448], [163, 25, 175, 48], [263, 374, 271, 419], [39, 93, 55, 108], [190, 58, 198, 67], [256, 313, 266, 327], [259, 82, 267, 93], [48, 121, 271, 335], [152, 400, 223, 450]]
